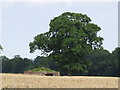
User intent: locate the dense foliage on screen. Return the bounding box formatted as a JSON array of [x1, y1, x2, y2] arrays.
[[1, 47, 119, 76], [29, 12, 103, 75], [1, 55, 34, 73]]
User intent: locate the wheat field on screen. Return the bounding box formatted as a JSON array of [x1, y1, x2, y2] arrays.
[[1, 73, 118, 88]]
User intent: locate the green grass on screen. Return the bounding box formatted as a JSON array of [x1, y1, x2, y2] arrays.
[[31, 67, 56, 72]]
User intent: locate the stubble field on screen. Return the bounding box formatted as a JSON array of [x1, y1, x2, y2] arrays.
[[1, 73, 118, 88]]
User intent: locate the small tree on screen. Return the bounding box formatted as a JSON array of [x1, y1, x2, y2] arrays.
[[29, 12, 103, 75], [0, 44, 3, 53]]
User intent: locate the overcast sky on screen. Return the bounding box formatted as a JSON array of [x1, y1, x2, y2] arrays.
[[0, 1, 118, 59]]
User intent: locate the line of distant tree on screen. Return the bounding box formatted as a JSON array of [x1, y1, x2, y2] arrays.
[[1, 47, 119, 76]]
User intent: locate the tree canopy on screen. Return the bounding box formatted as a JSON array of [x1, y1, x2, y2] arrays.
[[29, 12, 104, 75]]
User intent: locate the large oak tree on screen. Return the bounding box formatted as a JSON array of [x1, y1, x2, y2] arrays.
[[29, 12, 103, 75]]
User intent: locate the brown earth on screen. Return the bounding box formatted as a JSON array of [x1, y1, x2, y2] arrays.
[[1, 73, 119, 88]]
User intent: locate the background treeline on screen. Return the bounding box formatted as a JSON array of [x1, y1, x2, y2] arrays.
[[1, 47, 119, 77]]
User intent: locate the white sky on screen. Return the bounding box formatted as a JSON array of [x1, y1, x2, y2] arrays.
[[0, 0, 118, 59]]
